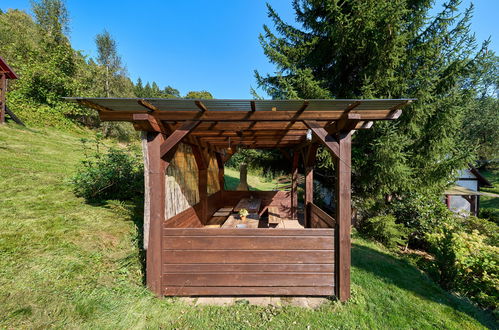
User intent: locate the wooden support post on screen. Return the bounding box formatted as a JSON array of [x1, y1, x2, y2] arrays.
[[145, 132, 167, 296], [192, 145, 208, 224], [0, 74, 6, 124], [335, 132, 352, 302], [291, 151, 299, 219], [470, 195, 477, 216], [304, 144, 318, 228]]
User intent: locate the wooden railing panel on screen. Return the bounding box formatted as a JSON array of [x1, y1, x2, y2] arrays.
[[307, 203, 336, 228], [162, 228, 335, 296]]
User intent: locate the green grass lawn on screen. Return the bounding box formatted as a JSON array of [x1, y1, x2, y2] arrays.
[[224, 167, 278, 191], [0, 124, 496, 329], [480, 168, 499, 209]]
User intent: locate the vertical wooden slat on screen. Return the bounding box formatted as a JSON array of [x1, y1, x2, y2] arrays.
[[215, 152, 225, 192], [192, 145, 208, 224], [291, 151, 299, 219], [146, 132, 167, 296], [335, 132, 351, 301]]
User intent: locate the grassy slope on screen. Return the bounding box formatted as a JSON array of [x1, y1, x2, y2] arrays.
[[224, 167, 277, 191], [480, 169, 499, 209], [0, 124, 496, 329]]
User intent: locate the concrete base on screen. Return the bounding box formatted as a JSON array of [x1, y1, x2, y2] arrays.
[[178, 297, 329, 309]]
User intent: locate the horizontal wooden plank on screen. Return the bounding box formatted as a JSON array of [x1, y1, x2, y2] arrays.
[[163, 263, 334, 273], [101, 110, 393, 122], [163, 286, 334, 296], [163, 228, 334, 236], [162, 273, 333, 287], [163, 236, 333, 250], [163, 250, 334, 264]]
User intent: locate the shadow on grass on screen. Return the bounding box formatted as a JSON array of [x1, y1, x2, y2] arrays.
[[351, 243, 497, 328], [224, 172, 263, 191]]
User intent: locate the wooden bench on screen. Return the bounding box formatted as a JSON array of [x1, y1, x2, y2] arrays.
[[268, 206, 281, 225]]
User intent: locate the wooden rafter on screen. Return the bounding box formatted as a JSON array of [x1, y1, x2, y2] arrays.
[[77, 99, 113, 112], [194, 100, 208, 112], [160, 120, 201, 159], [304, 120, 340, 159]]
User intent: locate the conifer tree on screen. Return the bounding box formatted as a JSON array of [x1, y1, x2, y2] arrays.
[[256, 0, 490, 203]]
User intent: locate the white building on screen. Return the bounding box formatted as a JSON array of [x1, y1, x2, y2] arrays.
[[444, 167, 492, 216]]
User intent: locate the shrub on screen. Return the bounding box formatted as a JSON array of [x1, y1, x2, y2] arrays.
[[71, 138, 143, 202], [480, 208, 499, 225], [358, 215, 409, 249], [427, 222, 499, 310], [390, 192, 454, 247]]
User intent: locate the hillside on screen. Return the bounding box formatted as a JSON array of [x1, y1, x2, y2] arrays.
[[0, 124, 496, 329]]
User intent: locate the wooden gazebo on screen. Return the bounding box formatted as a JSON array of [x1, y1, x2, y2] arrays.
[[67, 97, 412, 301]]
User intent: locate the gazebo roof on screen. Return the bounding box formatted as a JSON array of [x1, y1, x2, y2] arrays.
[[66, 97, 413, 150]]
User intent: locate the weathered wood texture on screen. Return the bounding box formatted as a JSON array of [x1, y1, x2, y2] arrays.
[[307, 203, 336, 228], [162, 228, 335, 296]]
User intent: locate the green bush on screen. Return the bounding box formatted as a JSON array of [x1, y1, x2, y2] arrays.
[[71, 138, 143, 202], [358, 215, 409, 249], [390, 192, 454, 247], [427, 223, 499, 310], [480, 208, 499, 225]]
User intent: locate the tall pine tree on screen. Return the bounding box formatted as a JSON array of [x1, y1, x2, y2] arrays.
[[256, 0, 490, 204]]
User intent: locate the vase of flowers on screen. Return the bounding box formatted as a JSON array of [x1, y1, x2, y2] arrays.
[[239, 208, 249, 222]]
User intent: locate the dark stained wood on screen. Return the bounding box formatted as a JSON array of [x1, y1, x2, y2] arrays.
[[291, 151, 299, 219], [163, 235, 333, 250], [214, 152, 225, 191], [160, 120, 200, 159], [191, 130, 309, 137], [309, 203, 336, 228], [162, 263, 334, 273], [335, 132, 352, 301], [100, 109, 396, 122], [163, 286, 334, 296], [164, 228, 333, 236], [163, 273, 332, 287], [332, 113, 361, 133], [146, 132, 167, 296], [304, 120, 340, 159], [163, 207, 204, 228], [304, 143, 318, 227], [163, 250, 333, 264], [133, 113, 168, 134]]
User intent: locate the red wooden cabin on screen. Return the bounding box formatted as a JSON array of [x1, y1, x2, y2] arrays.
[[69, 97, 411, 301], [0, 56, 18, 124]]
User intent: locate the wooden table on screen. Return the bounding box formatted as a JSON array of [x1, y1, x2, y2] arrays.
[[234, 197, 262, 213], [221, 213, 261, 228]]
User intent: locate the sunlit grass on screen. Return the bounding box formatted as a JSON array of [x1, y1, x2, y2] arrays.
[[0, 124, 496, 328]]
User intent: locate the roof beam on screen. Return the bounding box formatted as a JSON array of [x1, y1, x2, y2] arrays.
[[160, 120, 201, 159], [136, 100, 168, 134], [303, 120, 340, 159], [99, 110, 399, 122]]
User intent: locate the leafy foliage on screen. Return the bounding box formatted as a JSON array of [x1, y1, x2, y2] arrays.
[[256, 0, 491, 205], [71, 136, 143, 202], [358, 215, 409, 249], [427, 221, 499, 310]]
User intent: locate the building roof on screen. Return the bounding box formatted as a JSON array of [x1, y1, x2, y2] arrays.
[[0, 56, 18, 79], [468, 166, 493, 187], [65, 97, 414, 150]]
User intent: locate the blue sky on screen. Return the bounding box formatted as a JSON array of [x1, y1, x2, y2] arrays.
[[2, 0, 498, 98]]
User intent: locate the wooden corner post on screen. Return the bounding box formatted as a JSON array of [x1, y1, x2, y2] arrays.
[[145, 132, 167, 296], [335, 132, 352, 301]]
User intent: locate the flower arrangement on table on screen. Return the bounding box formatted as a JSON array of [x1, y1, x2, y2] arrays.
[[238, 208, 249, 221]]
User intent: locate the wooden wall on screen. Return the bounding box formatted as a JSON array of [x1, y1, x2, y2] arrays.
[[307, 202, 336, 228], [162, 228, 335, 296]]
